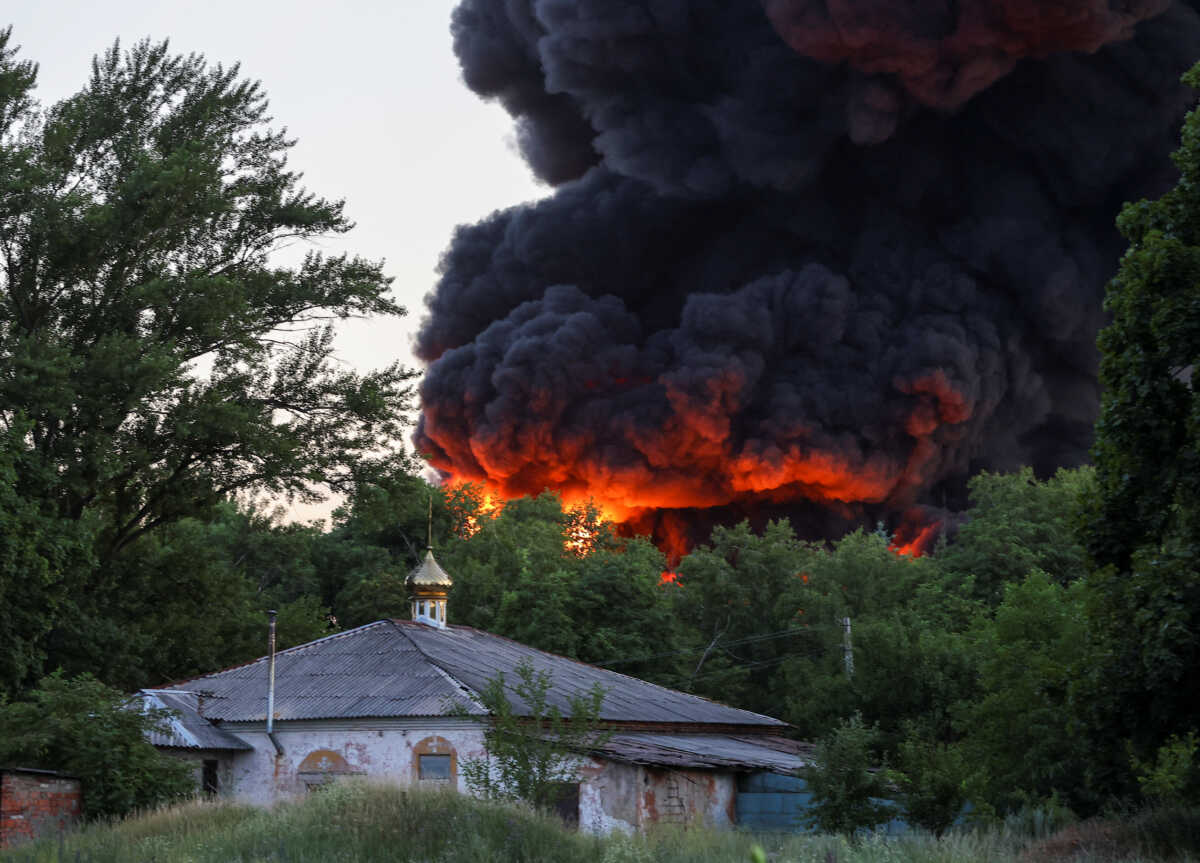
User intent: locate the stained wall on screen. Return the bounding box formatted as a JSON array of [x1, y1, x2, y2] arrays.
[[578, 757, 737, 834], [221, 718, 486, 804]]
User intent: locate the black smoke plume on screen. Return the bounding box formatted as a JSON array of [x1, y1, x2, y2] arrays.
[[415, 0, 1200, 552]]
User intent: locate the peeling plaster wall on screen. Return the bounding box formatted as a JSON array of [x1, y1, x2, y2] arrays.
[[207, 720, 739, 833], [641, 766, 736, 830], [219, 718, 487, 805], [578, 758, 737, 834], [580, 757, 641, 834]]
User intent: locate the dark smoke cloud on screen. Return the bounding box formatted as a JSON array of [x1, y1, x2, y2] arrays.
[[418, 0, 1200, 545]]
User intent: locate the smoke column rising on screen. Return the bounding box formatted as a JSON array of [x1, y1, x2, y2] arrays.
[[415, 0, 1200, 552]]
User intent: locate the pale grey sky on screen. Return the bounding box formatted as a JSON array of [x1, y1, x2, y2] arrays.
[[7, 1, 546, 522]]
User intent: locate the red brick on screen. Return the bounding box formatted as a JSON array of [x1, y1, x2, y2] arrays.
[[0, 770, 82, 849]]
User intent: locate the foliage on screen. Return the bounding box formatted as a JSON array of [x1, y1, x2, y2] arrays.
[[670, 520, 816, 714], [0, 421, 94, 696], [455, 660, 609, 812], [893, 726, 970, 837], [954, 570, 1090, 813], [0, 672, 193, 820], [4, 781, 1149, 863], [800, 713, 894, 836], [36, 503, 333, 690], [1130, 732, 1200, 805], [0, 30, 413, 690], [1081, 61, 1200, 801], [935, 468, 1094, 602]]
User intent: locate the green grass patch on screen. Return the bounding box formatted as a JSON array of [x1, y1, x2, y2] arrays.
[[2, 782, 1197, 863]]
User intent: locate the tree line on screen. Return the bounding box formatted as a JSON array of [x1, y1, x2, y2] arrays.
[[0, 30, 1198, 825]]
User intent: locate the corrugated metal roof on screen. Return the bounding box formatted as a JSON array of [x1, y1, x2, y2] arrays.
[[158, 621, 484, 723], [155, 619, 785, 729], [400, 622, 785, 727], [594, 734, 811, 772], [139, 691, 252, 750]]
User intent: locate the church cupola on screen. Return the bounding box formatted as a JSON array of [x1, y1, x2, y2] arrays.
[[408, 547, 452, 628], [408, 499, 452, 628]]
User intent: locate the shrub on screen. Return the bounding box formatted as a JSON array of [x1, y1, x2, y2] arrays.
[[455, 660, 609, 812], [0, 672, 193, 819], [801, 712, 894, 836], [894, 729, 970, 836], [1130, 732, 1200, 805]]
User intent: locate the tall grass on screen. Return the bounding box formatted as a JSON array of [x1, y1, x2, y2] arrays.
[[1, 782, 1196, 863]]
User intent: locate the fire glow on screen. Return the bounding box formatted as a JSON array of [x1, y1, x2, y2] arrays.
[[429, 370, 970, 559]]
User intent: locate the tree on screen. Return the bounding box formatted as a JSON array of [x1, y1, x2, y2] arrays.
[[671, 520, 816, 714], [801, 713, 894, 837], [0, 421, 93, 695], [892, 725, 970, 837], [954, 570, 1090, 813], [0, 672, 193, 819], [455, 660, 608, 812], [1081, 60, 1200, 793], [935, 467, 1094, 603], [44, 503, 334, 690], [0, 30, 413, 561], [0, 31, 413, 686]]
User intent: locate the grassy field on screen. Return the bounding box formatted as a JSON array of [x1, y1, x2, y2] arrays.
[[1, 782, 1197, 863]]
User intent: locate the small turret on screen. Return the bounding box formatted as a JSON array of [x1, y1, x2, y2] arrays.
[[408, 497, 452, 628]]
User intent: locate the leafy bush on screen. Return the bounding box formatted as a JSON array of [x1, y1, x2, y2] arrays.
[[455, 660, 609, 812], [801, 712, 894, 836], [1131, 731, 1200, 805], [0, 672, 193, 819], [894, 728, 970, 836]]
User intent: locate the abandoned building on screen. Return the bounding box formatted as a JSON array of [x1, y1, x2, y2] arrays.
[[139, 544, 811, 832]]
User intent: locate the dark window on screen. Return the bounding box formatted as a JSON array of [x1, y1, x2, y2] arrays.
[[202, 760, 219, 796], [549, 782, 580, 828], [418, 754, 452, 780]]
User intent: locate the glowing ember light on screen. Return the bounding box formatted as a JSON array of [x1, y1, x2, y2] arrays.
[[421, 369, 972, 560], [659, 571, 680, 586], [888, 509, 943, 557]]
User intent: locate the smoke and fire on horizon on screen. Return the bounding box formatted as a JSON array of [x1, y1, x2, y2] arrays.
[[416, 0, 1200, 559]]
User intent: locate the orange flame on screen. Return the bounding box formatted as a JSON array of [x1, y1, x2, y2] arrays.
[[888, 508, 943, 557], [426, 370, 970, 558]]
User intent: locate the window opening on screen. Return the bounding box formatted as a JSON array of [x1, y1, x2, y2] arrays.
[[419, 754, 452, 781]]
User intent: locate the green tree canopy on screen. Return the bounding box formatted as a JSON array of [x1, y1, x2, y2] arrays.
[[936, 467, 1094, 603], [0, 31, 413, 691], [1082, 61, 1200, 789], [0, 31, 414, 558]]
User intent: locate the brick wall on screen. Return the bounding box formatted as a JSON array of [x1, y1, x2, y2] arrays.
[[0, 769, 82, 848]]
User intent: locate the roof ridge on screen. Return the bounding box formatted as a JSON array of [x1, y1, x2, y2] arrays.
[[386, 620, 486, 714], [153, 620, 394, 689]]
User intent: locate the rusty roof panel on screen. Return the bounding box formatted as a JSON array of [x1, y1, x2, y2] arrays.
[[596, 734, 809, 772]]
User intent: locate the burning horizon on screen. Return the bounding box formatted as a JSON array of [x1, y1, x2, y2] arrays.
[[417, 0, 1200, 556]]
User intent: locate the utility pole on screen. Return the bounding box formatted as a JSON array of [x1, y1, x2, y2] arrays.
[[842, 616, 854, 679]]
